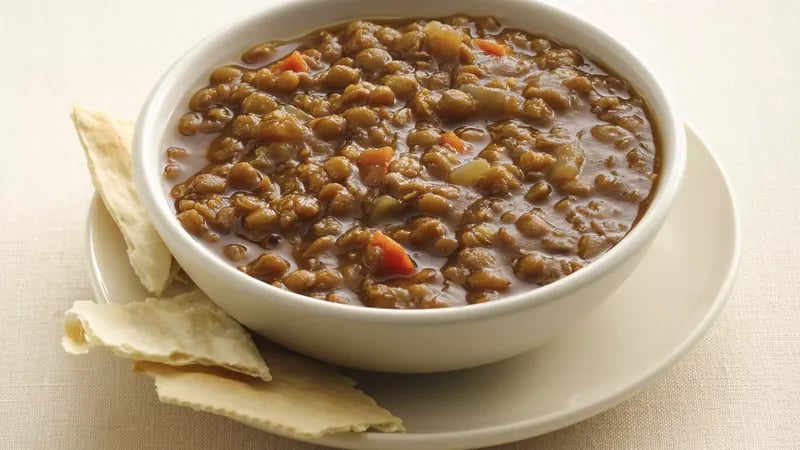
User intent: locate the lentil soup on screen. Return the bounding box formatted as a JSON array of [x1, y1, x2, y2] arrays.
[[163, 16, 660, 309]]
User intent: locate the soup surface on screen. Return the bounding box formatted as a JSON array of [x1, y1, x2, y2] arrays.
[[164, 16, 660, 308]]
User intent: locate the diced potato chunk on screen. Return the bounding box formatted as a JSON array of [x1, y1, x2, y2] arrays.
[[283, 104, 313, 122], [550, 143, 584, 182], [449, 159, 490, 186], [369, 195, 402, 223], [423, 21, 464, 60], [577, 234, 610, 259], [460, 85, 522, 117]]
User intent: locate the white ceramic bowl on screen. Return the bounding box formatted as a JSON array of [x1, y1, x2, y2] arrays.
[[133, 0, 686, 373]]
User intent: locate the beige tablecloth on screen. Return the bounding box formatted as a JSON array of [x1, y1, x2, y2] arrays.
[[1, 0, 798, 448]]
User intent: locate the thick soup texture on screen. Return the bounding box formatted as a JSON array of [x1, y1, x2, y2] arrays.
[[164, 16, 660, 309]]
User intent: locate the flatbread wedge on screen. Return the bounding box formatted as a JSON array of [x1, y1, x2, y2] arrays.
[[62, 290, 270, 381], [71, 104, 172, 295], [133, 345, 404, 438]]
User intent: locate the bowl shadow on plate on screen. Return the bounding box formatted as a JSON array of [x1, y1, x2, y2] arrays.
[[351, 358, 548, 428], [343, 325, 576, 434]]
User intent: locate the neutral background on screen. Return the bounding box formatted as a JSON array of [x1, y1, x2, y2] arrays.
[[1, 0, 798, 448]]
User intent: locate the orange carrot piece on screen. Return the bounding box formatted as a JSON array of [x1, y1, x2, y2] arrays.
[[278, 51, 309, 72], [474, 38, 511, 56], [369, 232, 415, 276], [440, 131, 468, 152], [357, 146, 395, 169]]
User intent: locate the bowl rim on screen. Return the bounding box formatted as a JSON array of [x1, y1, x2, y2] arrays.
[[133, 0, 687, 324]]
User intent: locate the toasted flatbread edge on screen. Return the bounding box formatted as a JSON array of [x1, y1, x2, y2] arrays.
[[62, 292, 270, 382], [133, 361, 404, 438], [71, 104, 172, 295]]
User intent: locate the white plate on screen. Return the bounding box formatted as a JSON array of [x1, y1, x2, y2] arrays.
[[86, 124, 739, 450]]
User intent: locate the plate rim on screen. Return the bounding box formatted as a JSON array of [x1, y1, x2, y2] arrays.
[[84, 123, 741, 450]]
